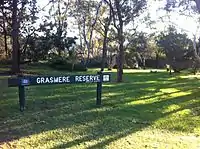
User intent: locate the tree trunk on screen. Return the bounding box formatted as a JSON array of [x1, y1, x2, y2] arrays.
[[115, 0, 124, 82], [155, 52, 159, 69], [143, 57, 146, 69], [78, 23, 82, 47], [117, 38, 124, 82], [91, 40, 94, 56], [192, 62, 197, 75], [32, 40, 38, 62], [3, 29, 8, 58], [85, 29, 94, 68], [192, 36, 200, 74], [3, 13, 8, 58], [21, 35, 31, 61], [101, 6, 111, 72], [101, 38, 108, 71], [101, 26, 110, 71], [11, 0, 20, 74], [58, 0, 62, 56], [117, 26, 124, 82], [82, 18, 90, 68], [85, 43, 90, 68]]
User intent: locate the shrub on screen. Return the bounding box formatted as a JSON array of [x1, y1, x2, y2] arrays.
[[0, 59, 12, 65], [48, 56, 87, 72], [73, 63, 88, 71], [87, 60, 102, 68]]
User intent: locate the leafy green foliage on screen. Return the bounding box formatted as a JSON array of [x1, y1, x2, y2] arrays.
[[125, 32, 159, 68], [157, 26, 193, 59], [156, 26, 193, 72]]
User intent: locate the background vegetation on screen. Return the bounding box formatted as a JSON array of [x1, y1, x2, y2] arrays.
[[1, 0, 200, 80]]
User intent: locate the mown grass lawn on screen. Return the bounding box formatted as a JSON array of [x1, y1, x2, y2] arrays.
[[0, 66, 200, 149]]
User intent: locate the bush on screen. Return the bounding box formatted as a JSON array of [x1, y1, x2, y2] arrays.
[[48, 56, 87, 72], [48, 56, 66, 65], [87, 60, 102, 68], [0, 59, 12, 65], [87, 57, 109, 68], [73, 63, 88, 71]]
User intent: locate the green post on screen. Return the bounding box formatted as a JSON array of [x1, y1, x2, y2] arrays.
[[18, 85, 25, 112], [0, 79, 8, 99], [96, 71, 103, 105], [18, 75, 25, 112]]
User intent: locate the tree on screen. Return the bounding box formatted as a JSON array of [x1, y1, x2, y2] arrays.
[[156, 26, 193, 73], [94, 2, 112, 71], [0, 0, 39, 73], [105, 0, 147, 82], [164, 0, 200, 72], [20, 0, 38, 61], [72, 0, 102, 67], [67, 38, 78, 71], [43, 0, 69, 56], [148, 36, 164, 69], [11, 0, 20, 73], [0, 2, 12, 58], [124, 31, 157, 69]]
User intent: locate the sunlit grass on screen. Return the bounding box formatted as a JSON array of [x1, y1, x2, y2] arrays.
[[0, 66, 200, 148]]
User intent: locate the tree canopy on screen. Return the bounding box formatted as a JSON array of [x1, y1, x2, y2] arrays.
[[1, 0, 200, 79]]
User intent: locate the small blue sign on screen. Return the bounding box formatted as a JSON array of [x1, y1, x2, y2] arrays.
[[21, 79, 30, 86]]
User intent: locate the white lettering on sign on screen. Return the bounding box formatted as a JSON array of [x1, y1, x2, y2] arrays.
[[86, 76, 89, 82], [41, 77, 45, 83], [90, 76, 93, 82], [54, 77, 59, 83], [36, 76, 70, 84], [74, 75, 100, 83], [59, 77, 62, 83], [45, 77, 50, 83], [75, 76, 79, 82], [36, 78, 40, 84], [50, 77, 53, 83], [79, 76, 82, 81], [35, 75, 102, 84]]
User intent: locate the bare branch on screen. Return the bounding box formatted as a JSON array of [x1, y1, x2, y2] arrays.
[[104, 0, 118, 30], [124, 28, 139, 49]]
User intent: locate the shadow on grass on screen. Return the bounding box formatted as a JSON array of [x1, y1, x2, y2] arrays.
[[0, 71, 200, 148]]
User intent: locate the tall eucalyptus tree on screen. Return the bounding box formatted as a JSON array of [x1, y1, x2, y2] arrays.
[[104, 0, 147, 82]]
